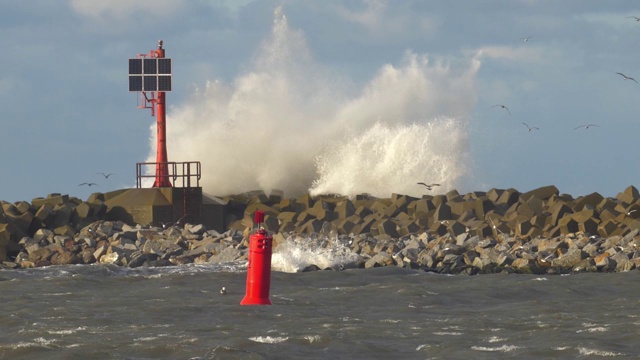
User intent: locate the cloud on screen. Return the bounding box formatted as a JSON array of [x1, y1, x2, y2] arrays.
[[68, 0, 186, 20], [334, 0, 387, 29], [467, 45, 544, 63]]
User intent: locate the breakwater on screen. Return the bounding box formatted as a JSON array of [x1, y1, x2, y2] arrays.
[[1, 185, 640, 274]]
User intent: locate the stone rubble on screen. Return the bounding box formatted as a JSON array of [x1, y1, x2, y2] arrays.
[[2, 185, 640, 274]]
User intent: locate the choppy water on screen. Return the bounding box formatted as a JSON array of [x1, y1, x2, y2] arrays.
[[2, 261, 639, 360]]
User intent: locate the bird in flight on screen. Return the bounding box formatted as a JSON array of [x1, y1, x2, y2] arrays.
[[627, 16, 640, 21], [522, 123, 539, 132], [574, 124, 599, 130], [521, 36, 532, 42], [417, 182, 440, 191], [97, 172, 115, 179], [159, 216, 186, 229], [616, 72, 638, 83], [79, 182, 98, 186], [492, 104, 511, 115]]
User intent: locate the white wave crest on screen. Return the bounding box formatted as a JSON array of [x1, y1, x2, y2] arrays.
[[249, 336, 289, 344], [471, 345, 521, 352], [271, 234, 360, 273]]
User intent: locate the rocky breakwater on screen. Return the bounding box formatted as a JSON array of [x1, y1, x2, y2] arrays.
[[1, 185, 640, 274]]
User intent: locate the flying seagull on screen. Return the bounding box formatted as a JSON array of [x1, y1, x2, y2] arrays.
[[97, 172, 115, 179], [574, 124, 599, 130], [616, 72, 638, 83], [79, 182, 98, 186], [627, 16, 640, 21], [521, 36, 532, 42], [159, 216, 186, 229], [417, 182, 440, 191], [522, 122, 539, 132], [492, 104, 511, 115]]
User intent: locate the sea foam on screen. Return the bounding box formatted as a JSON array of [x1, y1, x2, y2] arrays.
[[149, 6, 480, 199]]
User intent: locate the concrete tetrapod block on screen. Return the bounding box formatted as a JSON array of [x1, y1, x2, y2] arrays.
[[515, 203, 536, 219], [244, 202, 279, 219], [296, 193, 314, 210], [369, 199, 390, 216], [311, 199, 336, 212], [496, 188, 520, 206], [398, 221, 422, 236], [334, 218, 357, 235], [550, 202, 574, 226], [354, 206, 373, 218], [277, 198, 298, 212], [429, 221, 448, 237], [296, 210, 315, 224], [433, 203, 454, 222], [268, 189, 284, 204], [520, 185, 559, 202], [616, 185, 640, 205], [474, 198, 495, 219], [448, 200, 474, 217], [334, 199, 355, 219], [376, 218, 400, 238], [352, 217, 375, 235], [573, 192, 604, 211], [516, 220, 539, 238], [578, 218, 600, 235], [31, 194, 69, 208], [486, 188, 504, 202], [598, 219, 623, 238], [557, 216, 579, 235], [277, 211, 297, 223], [306, 207, 338, 222], [412, 199, 436, 216], [599, 208, 621, 223], [447, 221, 467, 238], [3, 210, 33, 236], [263, 215, 280, 233], [463, 191, 486, 201], [524, 196, 544, 216], [0, 223, 14, 261]]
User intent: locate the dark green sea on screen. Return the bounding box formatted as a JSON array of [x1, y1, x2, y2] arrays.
[[1, 259, 639, 359]]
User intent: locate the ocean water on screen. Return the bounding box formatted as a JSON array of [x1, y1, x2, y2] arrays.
[[2, 252, 639, 360]]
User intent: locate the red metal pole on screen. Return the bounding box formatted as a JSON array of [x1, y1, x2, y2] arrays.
[[152, 44, 171, 188]]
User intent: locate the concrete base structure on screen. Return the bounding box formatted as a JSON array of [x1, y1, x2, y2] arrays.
[[103, 187, 226, 232]]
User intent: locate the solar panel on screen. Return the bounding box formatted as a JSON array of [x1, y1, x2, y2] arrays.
[[158, 59, 171, 74], [129, 76, 143, 91], [144, 76, 158, 92], [158, 75, 172, 91], [129, 58, 172, 92], [143, 58, 157, 74], [129, 59, 142, 75]]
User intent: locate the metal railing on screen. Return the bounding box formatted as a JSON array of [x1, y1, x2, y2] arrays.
[[136, 161, 201, 188]]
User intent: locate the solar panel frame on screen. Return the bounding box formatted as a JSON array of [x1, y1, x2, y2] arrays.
[[128, 57, 172, 92]]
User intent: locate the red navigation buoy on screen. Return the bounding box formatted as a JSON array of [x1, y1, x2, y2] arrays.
[[240, 210, 273, 305]]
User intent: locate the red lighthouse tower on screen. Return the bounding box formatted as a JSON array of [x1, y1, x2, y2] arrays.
[[128, 40, 173, 187]]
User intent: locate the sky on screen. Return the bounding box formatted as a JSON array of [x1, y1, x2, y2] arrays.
[[2, 0, 640, 203]]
